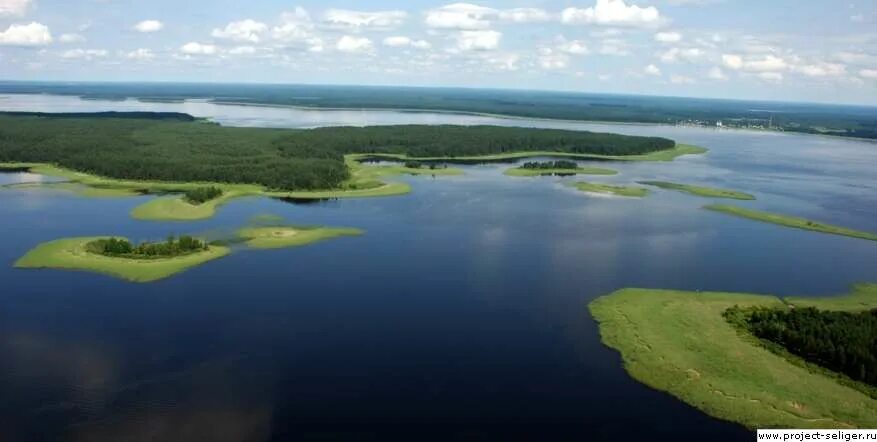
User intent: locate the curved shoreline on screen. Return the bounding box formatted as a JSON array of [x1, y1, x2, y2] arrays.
[[589, 284, 877, 429]]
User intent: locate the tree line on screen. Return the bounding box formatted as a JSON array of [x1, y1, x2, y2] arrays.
[[520, 160, 579, 170], [87, 236, 209, 259], [726, 306, 877, 386], [0, 113, 675, 191], [184, 186, 223, 204]]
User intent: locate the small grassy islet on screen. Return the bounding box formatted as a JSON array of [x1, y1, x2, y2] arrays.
[[705, 204, 877, 241], [568, 181, 649, 197], [639, 181, 756, 200]]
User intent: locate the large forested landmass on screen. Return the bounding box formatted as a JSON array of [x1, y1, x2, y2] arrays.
[[0, 113, 674, 191], [726, 306, 877, 387]]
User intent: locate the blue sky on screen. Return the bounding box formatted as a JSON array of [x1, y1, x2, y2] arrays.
[[1, 0, 876, 104]]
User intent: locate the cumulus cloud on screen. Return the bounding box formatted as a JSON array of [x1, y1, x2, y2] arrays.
[[61, 48, 108, 60], [211, 20, 268, 43], [272, 8, 324, 52], [125, 48, 155, 60], [722, 53, 787, 72], [538, 48, 569, 70], [0, 22, 52, 46], [336, 35, 374, 53], [644, 64, 661, 75], [499, 8, 551, 23], [455, 29, 501, 51], [426, 3, 496, 30], [654, 31, 681, 43], [562, 0, 661, 27], [59, 33, 86, 44], [0, 0, 30, 17], [792, 62, 846, 77], [133, 20, 163, 33], [558, 39, 589, 55], [598, 39, 630, 56], [659, 47, 703, 63], [324, 9, 407, 30], [383, 36, 431, 49], [861, 69, 877, 79], [180, 42, 217, 55]]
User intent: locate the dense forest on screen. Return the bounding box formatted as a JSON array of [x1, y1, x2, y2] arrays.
[[725, 306, 877, 386], [0, 113, 674, 191], [184, 186, 223, 204], [520, 160, 579, 169], [87, 236, 209, 259]]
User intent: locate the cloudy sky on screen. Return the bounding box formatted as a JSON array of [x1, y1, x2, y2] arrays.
[[1, 0, 876, 105]]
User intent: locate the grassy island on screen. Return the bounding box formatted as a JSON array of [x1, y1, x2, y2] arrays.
[[15, 236, 230, 282], [568, 181, 649, 197], [504, 160, 617, 177], [640, 181, 755, 200], [589, 284, 877, 429], [705, 204, 877, 241], [238, 226, 363, 249]]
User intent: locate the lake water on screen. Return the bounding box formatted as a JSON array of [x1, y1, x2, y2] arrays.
[[1, 94, 876, 441]]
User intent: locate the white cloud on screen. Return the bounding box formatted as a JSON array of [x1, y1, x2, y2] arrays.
[[644, 64, 661, 75], [670, 74, 694, 84], [212, 20, 268, 43], [272, 8, 324, 52], [455, 29, 501, 51], [707, 66, 726, 80], [659, 47, 703, 63], [654, 31, 681, 43], [336, 35, 374, 53], [324, 9, 407, 30], [538, 48, 569, 70], [562, 0, 661, 27], [180, 42, 217, 55], [0, 22, 52, 46], [59, 33, 86, 44], [558, 39, 589, 55], [0, 0, 30, 17], [133, 20, 163, 33], [499, 8, 550, 23], [126, 48, 155, 60], [722, 54, 786, 72], [483, 52, 520, 71], [383, 36, 431, 49], [859, 69, 877, 79], [61, 48, 108, 60], [793, 62, 846, 77], [426, 3, 496, 30], [835, 52, 877, 64]]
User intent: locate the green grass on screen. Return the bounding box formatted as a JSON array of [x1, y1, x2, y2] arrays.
[[705, 204, 877, 241], [640, 181, 756, 200], [2, 181, 142, 198], [568, 181, 649, 197], [14, 237, 230, 283], [589, 285, 877, 429], [238, 226, 364, 249], [130, 191, 250, 221], [504, 166, 618, 177], [358, 144, 707, 163]]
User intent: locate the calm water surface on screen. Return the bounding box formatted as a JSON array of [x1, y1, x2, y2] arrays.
[[1, 95, 876, 441]]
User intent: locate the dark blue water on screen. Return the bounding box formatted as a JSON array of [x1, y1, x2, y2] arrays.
[[1, 97, 877, 441]]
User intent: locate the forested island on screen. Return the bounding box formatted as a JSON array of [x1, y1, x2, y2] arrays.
[[589, 284, 877, 429], [0, 112, 675, 191], [504, 160, 617, 177]]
